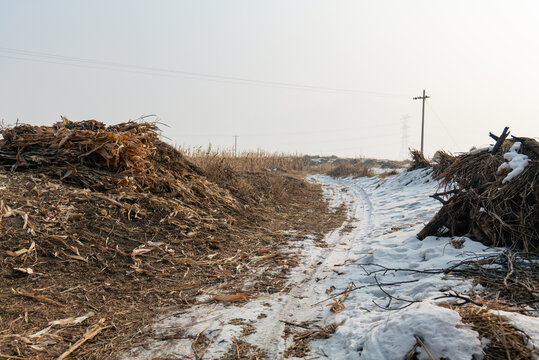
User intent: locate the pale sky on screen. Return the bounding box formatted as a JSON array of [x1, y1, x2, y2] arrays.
[[1, 1, 538, 159]]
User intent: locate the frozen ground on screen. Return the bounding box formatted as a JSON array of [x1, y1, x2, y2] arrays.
[[123, 169, 537, 359]]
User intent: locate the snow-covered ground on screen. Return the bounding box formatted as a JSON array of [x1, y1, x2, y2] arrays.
[[124, 169, 537, 359]]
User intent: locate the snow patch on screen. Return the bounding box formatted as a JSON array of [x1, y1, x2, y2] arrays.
[[358, 302, 483, 360], [497, 142, 530, 183], [469, 145, 494, 154]]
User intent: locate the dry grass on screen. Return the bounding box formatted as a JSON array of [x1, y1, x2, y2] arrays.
[[182, 146, 404, 180], [284, 321, 344, 358], [440, 301, 536, 359], [325, 162, 375, 178], [378, 169, 399, 178], [431, 150, 456, 178], [182, 146, 309, 173], [408, 149, 431, 170], [222, 339, 267, 359]]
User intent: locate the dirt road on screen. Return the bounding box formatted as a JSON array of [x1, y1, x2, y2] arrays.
[[124, 170, 500, 359], [123, 175, 366, 359]]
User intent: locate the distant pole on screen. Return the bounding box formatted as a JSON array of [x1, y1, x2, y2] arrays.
[[233, 135, 239, 157], [413, 89, 430, 154]]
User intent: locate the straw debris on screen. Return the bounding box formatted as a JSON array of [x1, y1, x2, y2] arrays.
[[440, 301, 536, 359], [408, 149, 431, 170], [0, 118, 346, 359]]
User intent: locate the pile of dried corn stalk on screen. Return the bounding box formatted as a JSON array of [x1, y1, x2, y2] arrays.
[[0, 118, 344, 359]]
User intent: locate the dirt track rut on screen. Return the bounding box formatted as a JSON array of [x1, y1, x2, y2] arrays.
[[123, 176, 369, 359]]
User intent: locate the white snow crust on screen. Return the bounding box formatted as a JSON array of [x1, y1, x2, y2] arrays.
[[359, 302, 482, 360], [497, 142, 530, 183], [309, 171, 491, 359], [469, 145, 493, 154]]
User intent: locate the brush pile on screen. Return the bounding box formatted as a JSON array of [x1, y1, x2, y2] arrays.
[[418, 128, 538, 252], [431, 150, 456, 177], [408, 149, 431, 170]]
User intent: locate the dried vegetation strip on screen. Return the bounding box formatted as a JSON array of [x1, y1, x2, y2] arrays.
[[0, 118, 346, 359], [437, 250, 538, 358], [440, 301, 536, 359], [325, 162, 375, 178], [283, 321, 344, 359]]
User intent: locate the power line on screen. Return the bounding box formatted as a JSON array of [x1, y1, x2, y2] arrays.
[[3, 53, 369, 94], [425, 102, 458, 150], [176, 119, 403, 138], [0, 54, 217, 82], [0, 47, 408, 97], [267, 130, 402, 147], [243, 120, 401, 137]]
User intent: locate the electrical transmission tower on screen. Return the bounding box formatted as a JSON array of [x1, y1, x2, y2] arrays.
[[413, 89, 430, 154], [400, 114, 410, 160]]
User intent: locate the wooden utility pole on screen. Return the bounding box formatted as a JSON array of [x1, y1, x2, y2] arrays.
[[233, 135, 239, 157], [413, 89, 430, 154]]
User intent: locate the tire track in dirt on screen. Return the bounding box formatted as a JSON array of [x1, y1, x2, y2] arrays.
[[246, 179, 372, 357]]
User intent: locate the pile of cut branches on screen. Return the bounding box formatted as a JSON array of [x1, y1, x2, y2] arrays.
[[448, 250, 538, 306], [431, 150, 456, 177], [408, 149, 431, 170], [418, 128, 538, 252]]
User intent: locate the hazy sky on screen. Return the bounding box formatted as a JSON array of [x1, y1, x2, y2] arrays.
[[1, 1, 538, 159]]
